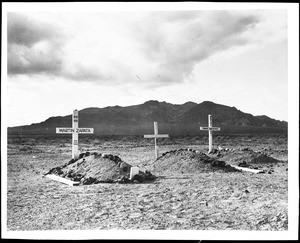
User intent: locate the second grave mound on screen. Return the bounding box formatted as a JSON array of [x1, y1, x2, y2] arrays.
[[152, 148, 240, 175]]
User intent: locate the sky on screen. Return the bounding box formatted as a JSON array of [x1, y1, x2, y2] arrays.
[[3, 4, 293, 127]]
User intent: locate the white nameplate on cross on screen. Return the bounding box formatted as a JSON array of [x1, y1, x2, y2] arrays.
[[144, 121, 169, 159], [200, 114, 220, 153], [56, 109, 94, 158]]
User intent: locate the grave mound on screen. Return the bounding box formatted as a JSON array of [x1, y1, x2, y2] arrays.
[[217, 148, 280, 167], [152, 148, 240, 175], [45, 152, 156, 185]]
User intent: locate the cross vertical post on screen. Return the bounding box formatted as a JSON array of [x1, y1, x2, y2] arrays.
[[144, 121, 169, 159], [154, 122, 158, 159], [200, 114, 220, 153], [72, 109, 79, 159], [208, 114, 212, 153]]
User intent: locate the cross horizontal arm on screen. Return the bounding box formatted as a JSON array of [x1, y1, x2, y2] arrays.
[[56, 128, 94, 134], [200, 127, 220, 131], [144, 134, 169, 138]]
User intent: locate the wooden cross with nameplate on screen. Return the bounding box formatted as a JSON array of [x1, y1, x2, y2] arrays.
[[56, 109, 94, 158]]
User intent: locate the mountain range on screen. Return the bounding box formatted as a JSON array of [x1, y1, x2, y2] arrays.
[[8, 100, 287, 135]]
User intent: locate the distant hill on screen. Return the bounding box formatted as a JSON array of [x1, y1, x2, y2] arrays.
[[8, 100, 287, 135]]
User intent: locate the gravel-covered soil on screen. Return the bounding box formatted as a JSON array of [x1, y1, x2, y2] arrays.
[[6, 134, 288, 230]]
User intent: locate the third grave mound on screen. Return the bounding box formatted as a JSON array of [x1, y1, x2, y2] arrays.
[[216, 148, 282, 169]]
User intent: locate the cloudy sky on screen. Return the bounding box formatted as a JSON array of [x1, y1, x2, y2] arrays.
[[4, 4, 291, 127]]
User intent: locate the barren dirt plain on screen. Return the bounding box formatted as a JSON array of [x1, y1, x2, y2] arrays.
[[6, 134, 288, 231]]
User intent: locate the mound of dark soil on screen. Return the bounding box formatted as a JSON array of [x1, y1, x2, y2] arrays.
[[217, 148, 280, 167], [45, 152, 156, 185], [153, 148, 240, 175]]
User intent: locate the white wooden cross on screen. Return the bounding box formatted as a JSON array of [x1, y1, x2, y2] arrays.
[[56, 109, 94, 158], [144, 121, 169, 159], [200, 114, 220, 153]]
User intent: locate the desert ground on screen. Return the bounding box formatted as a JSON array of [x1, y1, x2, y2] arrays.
[[6, 134, 288, 231]]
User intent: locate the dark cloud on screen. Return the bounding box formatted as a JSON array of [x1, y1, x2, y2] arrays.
[[7, 43, 63, 76], [7, 13, 65, 76], [7, 13, 62, 47], [7, 13, 112, 83], [7, 11, 261, 85], [132, 11, 260, 85]]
